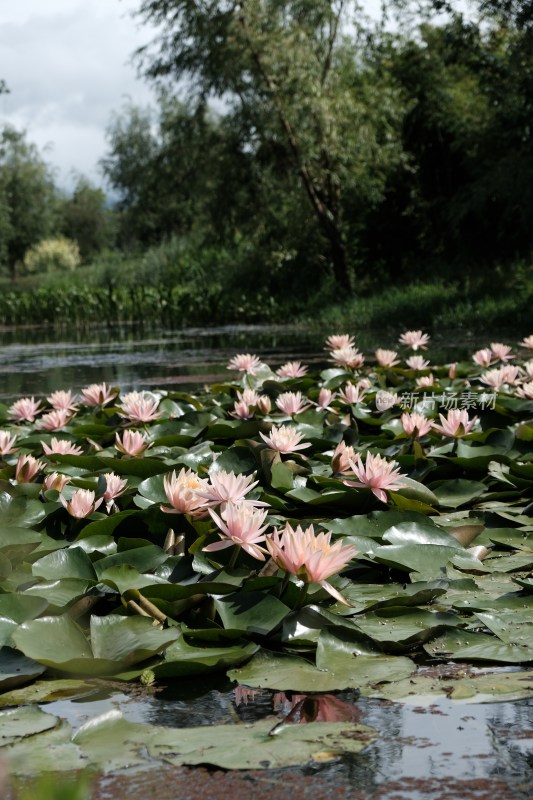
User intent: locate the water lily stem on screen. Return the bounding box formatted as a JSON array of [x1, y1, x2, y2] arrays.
[[294, 582, 309, 610], [228, 546, 240, 569]]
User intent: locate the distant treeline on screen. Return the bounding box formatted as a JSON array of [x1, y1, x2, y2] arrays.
[[1, 0, 532, 318]]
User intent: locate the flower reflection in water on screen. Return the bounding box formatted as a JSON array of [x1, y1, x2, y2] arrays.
[[234, 685, 360, 729]]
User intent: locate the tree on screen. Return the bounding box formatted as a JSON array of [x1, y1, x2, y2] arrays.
[[0, 126, 59, 278], [60, 177, 115, 261], [102, 98, 226, 248], [132, 0, 404, 292]]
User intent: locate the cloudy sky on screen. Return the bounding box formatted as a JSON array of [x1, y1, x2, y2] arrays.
[[0, 0, 399, 194], [0, 0, 155, 190]]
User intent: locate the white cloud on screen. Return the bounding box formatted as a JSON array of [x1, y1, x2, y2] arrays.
[[0, 0, 155, 189]]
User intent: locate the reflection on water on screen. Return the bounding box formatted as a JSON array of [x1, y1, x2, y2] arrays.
[[0, 325, 329, 400], [0, 323, 504, 401], [44, 682, 533, 794]]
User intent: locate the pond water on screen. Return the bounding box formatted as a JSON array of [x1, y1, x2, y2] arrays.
[[2, 323, 533, 798], [0, 323, 498, 400], [34, 677, 533, 798]]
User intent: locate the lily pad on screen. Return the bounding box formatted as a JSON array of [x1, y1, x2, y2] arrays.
[[228, 646, 415, 692], [0, 678, 96, 706], [71, 709, 379, 771], [13, 614, 180, 675], [0, 647, 46, 691], [363, 667, 533, 703], [0, 705, 60, 746]]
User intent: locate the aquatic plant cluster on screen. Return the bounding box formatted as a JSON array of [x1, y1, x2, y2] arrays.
[[1, 330, 533, 711]]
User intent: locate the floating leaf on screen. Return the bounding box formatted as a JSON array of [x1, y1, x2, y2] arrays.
[[0, 647, 45, 691], [432, 480, 486, 508], [228, 646, 415, 692]]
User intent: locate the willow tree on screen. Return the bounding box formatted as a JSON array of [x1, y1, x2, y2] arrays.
[[133, 0, 403, 293]]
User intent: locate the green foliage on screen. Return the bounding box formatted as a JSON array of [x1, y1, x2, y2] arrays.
[[23, 238, 81, 275], [2, 3, 533, 307], [59, 177, 116, 260], [15, 773, 92, 800], [0, 127, 59, 277]]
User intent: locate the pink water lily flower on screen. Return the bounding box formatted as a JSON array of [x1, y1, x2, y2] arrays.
[[230, 388, 268, 418], [81, 382, 119, 407], [520, 335, 533, 350], [331, 441, 356, 474], [432, 408, 477, 438], [401, 412, 433, 438], [276, 361, 308, 378], [47, 389, 79, 413], [275, 391, 308, 416], [343, 452, 407, 503], [15, 454, 45, 483], [315, 387, 336, 412], [338, 382, 367, 405], [204, 502, 269, 560], [196, 469, 267, 509], [238, 388, 260, 405], [398, 330, 430, 350], [42, 472, 71, 492], [103, 472, 128, 511], [256, 395, 272, 415], [0, 431, 18, 456], [160, 468, 209, 516], [375, 391, 400, 411], [230, 398, 253, 419], [516, 381, 533, 399], [60, 488, 102, 519], [41, 437, 83, 456], [259, 424, 311, 454], [523, 360, 533, 378], [472, 348, 494, 368], [481, 365, 520, 389], [266, 523, 356, 604], [227, 353, 263, 374], [8, 397, 43, 423], [406, 355, 430, 371], [118, 391, 161, 423], [330, 346, 365, 369], [375, 349, 400, 368], [490, 342, 514, 362], [115, 430, 150, 457], [37, 409, 73, 431], [416, 374, 435, 388], [325, 334, 355, 351]]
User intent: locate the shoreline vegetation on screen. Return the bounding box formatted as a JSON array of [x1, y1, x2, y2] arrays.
[[0, 256, 531, 332]]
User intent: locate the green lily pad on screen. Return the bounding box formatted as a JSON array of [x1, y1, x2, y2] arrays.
[[424, 627, 533, 663], [23, 579, 95, 610], [0, 647, 46, 691], [432, 480, 486, 509], [13, 614, 180, 675], [69, 709, 378, 771], [0, 678, 96, 706], [228, 646, 415, 692], [152, 635, 259, 677], [371, 543, 461, 577], [0, 490, 46, 528], [363, 667, 533, 703], [32, 547, 97, 581], [0, 705, 59, 746], [0, 526, 42, 562], [214, 591, 291, 636]]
